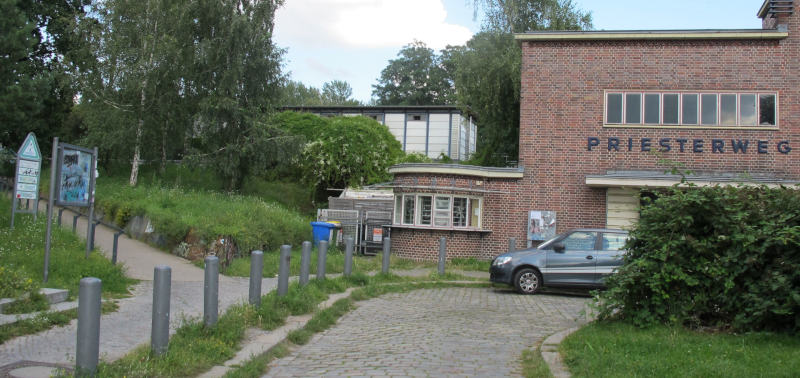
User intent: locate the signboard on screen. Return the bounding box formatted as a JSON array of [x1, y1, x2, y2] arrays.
[[11, 133, 42, 228], [373, 228, 383, 242], [528, 210, 556, 241], [55, 144, 94, 207]]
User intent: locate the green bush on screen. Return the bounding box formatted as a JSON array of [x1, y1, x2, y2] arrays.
[[597, 184, 800, 333], [0, 265, 37, 298]]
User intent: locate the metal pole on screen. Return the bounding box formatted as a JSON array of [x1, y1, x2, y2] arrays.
[[73, 214, 79, 233], [299, 241, 311, 286], [89, 221, 99, 251], [204, 256, 219, 327], [58, 208, 65, 227], [316, 240, 328, 280], [344, 236, 354, 276], [151, 266, 171, 356], [277, 245, 291, 296], [76, 277, 101, 377], [381, 237, 391, 274], [112, 231, 123, 265], [249, 250, 263, 306], [508, 237, 516, 253], [43, 137, 58, 284], [85, 147, 97, 258], [438, 237, 447, 275]]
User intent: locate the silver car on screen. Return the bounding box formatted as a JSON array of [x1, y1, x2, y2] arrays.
[[489, 229, 628, 294]]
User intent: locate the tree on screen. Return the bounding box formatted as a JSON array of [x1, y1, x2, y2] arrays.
[[372, 41, 454, 105], [322, 80, 360, 106], [454, 0, 592, 165], [280, 79, 360, 106]]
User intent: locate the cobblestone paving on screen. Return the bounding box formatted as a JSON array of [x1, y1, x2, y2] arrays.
[[266, 287, 591, 377], [0, 277, 277, 368]]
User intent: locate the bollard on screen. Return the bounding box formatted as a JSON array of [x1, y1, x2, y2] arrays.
[[316, 240, 328, 280], [299, 241, 311, 286], [58, 208, 65, 227], [151, 266, 171, 356], [112, 231, 124, 265], [277, 245, 291, 296], [73, 214, 80, 233], [76, 277, 102, 377], [508, 237, 516, 253], [249, 251, 263, 306], [381, 237, 391, 274], [344, 236, 354, 276], [438, 237, 447, 275], [204, 256, 219, 327]]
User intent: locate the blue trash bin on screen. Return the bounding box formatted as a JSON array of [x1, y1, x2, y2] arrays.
[[310, 221, 337, 246]]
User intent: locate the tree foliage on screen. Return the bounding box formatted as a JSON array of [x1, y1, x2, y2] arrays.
[[372, 41, 455, 105], [280, 79, 360, 106], [597, 185, 800, 333], [474, 0, 592, 33]]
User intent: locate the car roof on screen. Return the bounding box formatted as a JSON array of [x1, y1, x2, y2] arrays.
[[568, 228, 628, 234]]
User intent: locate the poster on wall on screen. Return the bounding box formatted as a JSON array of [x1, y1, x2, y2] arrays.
[[528, 211, 556, 241], [55, 145, 94, 207]]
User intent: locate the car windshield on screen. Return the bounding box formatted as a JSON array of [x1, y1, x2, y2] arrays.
[[536, 234, 562, 250]]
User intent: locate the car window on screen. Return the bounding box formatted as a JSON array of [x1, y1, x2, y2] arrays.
[[601, 233, 627, 251], [561, 231, 598, 251]]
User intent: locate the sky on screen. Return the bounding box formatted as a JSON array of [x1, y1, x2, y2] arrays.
[[273, 0, 766, 103]]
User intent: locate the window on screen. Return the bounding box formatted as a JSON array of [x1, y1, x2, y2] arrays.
[[561, 231, 598, 251], [644, 94, 660, 124], [625, 93, 641, 124], [605, 91, 777, 127], [393, 194, 483, 229], [366, 114, 384, 122], [402, 195, 415, 224], [407, 114, 426, 122], [418, 196, 432, 225], [433, 196, 450, 227], [701, 94, 717, 125], [601, 233, 627, 251]]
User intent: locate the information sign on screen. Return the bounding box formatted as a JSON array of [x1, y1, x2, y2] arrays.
[[10, 133, 42, 229]]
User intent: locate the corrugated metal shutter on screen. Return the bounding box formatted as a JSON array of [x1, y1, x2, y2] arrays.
[[606, 187, 639, 229]]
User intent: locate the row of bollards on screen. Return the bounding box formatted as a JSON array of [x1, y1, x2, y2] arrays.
[[75, 236, 397, 375]]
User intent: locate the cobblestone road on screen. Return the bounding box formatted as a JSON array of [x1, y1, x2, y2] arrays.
[[266, 287, 591, 377]]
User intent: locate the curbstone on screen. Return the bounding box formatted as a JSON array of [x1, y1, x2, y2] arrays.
[[541, 326, 580, 378]]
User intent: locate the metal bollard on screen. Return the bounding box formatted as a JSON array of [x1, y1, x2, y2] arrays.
[[316, 241, 328, 280], [58, 208, 65, 227], [277, 245, 291, 296], [299, 241, 311, 286], [344, 236, 354, 276], [509, 237, 516, 253], [112, 231, 124, 265], [438, 237, 447, 275], [76, 277, 102, 377], [151, 266, 171, 356], [89, 221, 100, 251], [204, 256, 219, 327], [73, 214, 80, 233], [249, 251, 263, 306], [381, 237, 391, 274]]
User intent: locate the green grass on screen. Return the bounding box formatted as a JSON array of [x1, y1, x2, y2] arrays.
[[561, 321, 800, 378], [287, 298, 354, 345], [0, 197, 134, 300], [222, 246, 490, 278], [223, 342, 290, 378], [94, 177, 313, 254], [521, 347, 552, 378], [0, 301, 118, 344]]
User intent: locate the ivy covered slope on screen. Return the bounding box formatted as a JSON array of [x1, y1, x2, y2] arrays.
[[94, 175, 312, 257], [597, 184, 800, 333]]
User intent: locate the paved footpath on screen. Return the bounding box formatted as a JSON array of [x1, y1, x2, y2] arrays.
[[0, 205, 278, 372], [266, 287, 591, 377]]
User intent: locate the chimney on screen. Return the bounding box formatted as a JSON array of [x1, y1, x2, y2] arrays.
[[759, 0, 794, 30]]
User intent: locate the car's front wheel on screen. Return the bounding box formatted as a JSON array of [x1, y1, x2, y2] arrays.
[[513, 268, 542, 294]]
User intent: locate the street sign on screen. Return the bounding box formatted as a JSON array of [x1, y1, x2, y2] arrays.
[[11, 133, 42, 229]]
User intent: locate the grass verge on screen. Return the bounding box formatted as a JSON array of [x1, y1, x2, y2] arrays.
[[0, 301, 118, 344], [561, 321, 800, 378], [521, 346, 553, 378], [96, 272, 489, 377]]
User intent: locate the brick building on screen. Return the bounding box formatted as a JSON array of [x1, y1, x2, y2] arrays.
[[388, 0, 799, 260]]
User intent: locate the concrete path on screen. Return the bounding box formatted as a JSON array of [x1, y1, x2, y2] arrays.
[[0, 205, 278, 372], [265, 287, 591, 377]]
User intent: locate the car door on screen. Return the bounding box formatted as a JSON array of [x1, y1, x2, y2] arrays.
[[543, 231, 598, 286], [594, 232, 628, 285]]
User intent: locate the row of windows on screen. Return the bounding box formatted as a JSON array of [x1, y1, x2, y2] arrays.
[[605, 92, 777, 127], [394, 194, 482, 229]]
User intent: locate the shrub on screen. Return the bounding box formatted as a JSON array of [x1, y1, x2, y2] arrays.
[[0, 265, 37, 298], [597, 184, 800, 333]]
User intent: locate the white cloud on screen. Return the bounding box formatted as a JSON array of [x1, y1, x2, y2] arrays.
[[274, 0, 473, 49]]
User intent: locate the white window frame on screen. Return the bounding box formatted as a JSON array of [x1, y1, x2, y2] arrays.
[[393, 193, 483, 230]]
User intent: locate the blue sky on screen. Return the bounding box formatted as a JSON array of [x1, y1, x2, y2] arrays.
[[273, 1, 765, 103]]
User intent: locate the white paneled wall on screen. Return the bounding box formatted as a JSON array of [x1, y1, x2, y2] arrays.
[[427, 113, 450, 159]]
